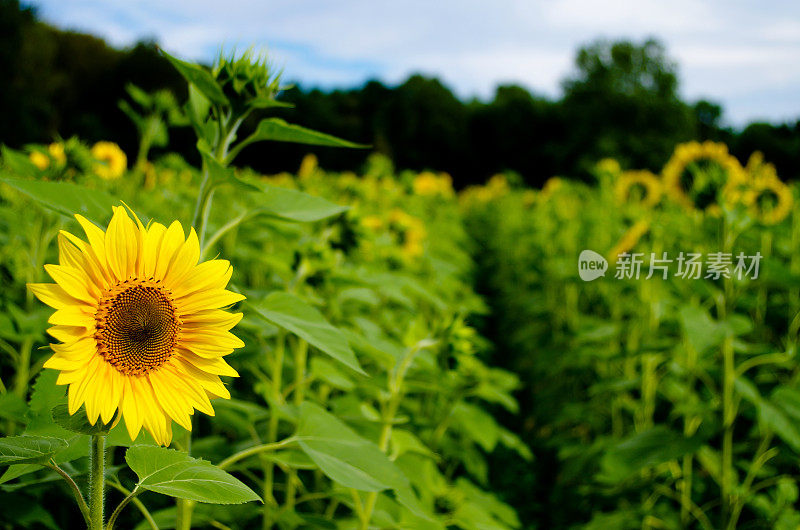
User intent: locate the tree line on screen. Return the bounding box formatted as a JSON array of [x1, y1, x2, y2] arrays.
[[2, 0, 799, 187]]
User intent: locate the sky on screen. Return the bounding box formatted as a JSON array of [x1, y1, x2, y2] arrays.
[[29, 0, 800, 127]]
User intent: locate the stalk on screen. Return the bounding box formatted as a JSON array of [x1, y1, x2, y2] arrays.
[[89, 435, 106, 530], [285, 339, 309, 513], [262, 330, 285, 530]]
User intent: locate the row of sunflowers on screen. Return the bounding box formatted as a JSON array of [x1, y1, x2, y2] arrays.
[[462, 142, 800, 529], [0, 49, 528, 530]]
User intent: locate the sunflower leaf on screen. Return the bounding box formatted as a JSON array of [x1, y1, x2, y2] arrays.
[[51, 404, 113, 436], [160, 49, 228, 106], [126, 446, 260, 504], [295, 402, 429, 518], [0, 176, 116, 225], [240, 178, 348, 222], [0, 435, 67, 466], [248, 292, 365, 374], [239, 118, 367, 149]]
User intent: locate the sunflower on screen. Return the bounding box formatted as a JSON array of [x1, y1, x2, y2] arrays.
[[30, 151, 50, 170], [662, 141, 745, 212], [743, 174, 793, 225], [607, 219, 651, 263], [28, 206, 244, 445], [615, 170, 662, 208], [91, 142, 127, 180]]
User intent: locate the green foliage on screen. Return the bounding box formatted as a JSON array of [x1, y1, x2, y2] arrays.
[[125, 446, 260, 504]]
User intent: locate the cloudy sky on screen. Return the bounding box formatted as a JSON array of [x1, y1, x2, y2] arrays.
[[30, 0, 800, 126]]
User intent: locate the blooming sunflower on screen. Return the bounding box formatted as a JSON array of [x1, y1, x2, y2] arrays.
[[28, 206, 244, 445], [91, 142, 127, 180], [662, 141, 745, 212], [743, 174, 793, 225], [615, 170, 662, 208]]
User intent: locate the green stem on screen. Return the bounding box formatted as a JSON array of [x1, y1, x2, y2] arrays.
[[106, 486, 140, 530], [46, 461, 90, 527], [285, 339, 309, 513], [218, 438, 297, 471], [89, 435, 106, 530], [14, 337, 33, 398], [106, 480, 157, 530], [262, 330, 285, 530]]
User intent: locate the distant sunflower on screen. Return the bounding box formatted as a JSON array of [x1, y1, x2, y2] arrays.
[[615, 170, 662, 208], [91, 142, 127, 180], [743, 174, 793, 225], [662, 141, 745, 212], [28, 206, 244, 445]]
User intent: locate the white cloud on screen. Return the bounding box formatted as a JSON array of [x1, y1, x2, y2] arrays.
[[32, 0, 800, 125]]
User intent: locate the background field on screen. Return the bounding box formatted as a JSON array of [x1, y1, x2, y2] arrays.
[[1, 1, 800, 529]]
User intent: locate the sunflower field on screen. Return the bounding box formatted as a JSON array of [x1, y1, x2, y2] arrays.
[[0, 49, 798, 530]]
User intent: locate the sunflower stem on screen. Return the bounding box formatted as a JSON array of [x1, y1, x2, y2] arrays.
[[89, 434, 106, 530], [106, 485, 139, 530], [45, 460, 90, 527]]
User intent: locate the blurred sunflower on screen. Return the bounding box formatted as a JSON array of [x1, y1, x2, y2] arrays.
[[743, 173, 793, 225], [607, 219, 651, 262], [29, 143, 68, 171], [91, 141, 127, 180], [29, 151, 49, 170], [412, 171, 454, 197], [28, 206, 244, 445], [615, 170, 662, 208], [662, 141, 745, 212]]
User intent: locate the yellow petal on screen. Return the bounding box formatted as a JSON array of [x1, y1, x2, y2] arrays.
[[176, 349, 239, 377], [121, 378, 143, 441], [140, 222, 167, 279], [44, 264, 99, 305], [163, 228, 200, 288], [180, 330, 244, 350], [100, 364, 123, 424], [177, 289, 245, 315], [148, 370, 193, 430], [28, 283, 83, 310], [49, 307, 94, 328], [47, 325, 91, 343], [173, 357, 231, 399], [105, 206, 139, 280], [182, 310, 243, 331], [58, 232, 108, 292], [171, 260, 232, 299], [153, 221, 185, 281], [75, 214, 111, 277]]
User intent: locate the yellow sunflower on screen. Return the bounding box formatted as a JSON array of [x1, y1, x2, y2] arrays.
[[615, 170, 662, 208], [743, 174, 793, 225], [607, 219, 651, 263], [662, 140, 745, 212], [28, 206, 244, 446], [91, 142, 127, 180]]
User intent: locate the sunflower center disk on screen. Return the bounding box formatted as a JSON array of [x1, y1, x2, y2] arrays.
[[96, 280, 180, 376]]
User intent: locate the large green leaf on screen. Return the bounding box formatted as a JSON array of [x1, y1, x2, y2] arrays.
[[0, 176, 116, 224], [296, 402, 427, 517], [738, 378, 800, 452], [598, 426, 704, 483], [239, 118, 367, 151], [245, 181, 348, 222], [248, 292, 364, 374], [161, 49, 228, 106], [125, 446, 260, 504], [0, 436, 67, 466], [1, 146, 38, 176]]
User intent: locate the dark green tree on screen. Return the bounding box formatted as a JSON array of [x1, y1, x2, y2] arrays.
[[560, 38, 696, 175]]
